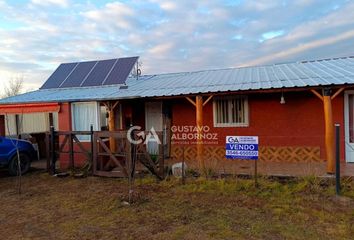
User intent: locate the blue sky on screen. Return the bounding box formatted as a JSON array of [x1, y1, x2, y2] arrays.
[[0, 0, 354, 93]]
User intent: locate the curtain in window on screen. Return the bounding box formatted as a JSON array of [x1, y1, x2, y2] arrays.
[[215, 96, 247, 126], [4, 114, 17, 136], [72, 102, 98, 141]]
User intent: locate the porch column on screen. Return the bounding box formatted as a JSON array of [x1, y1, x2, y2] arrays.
[[185, 95, 213, 171], [196, 96, 204, 169], [311, 87, 344, 174], [108, 108, 116, 152], [323, 88, 335, 174], [104, 101, 119, 153]]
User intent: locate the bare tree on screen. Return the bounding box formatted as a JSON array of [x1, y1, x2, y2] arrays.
[[3, 76, 24, 98]]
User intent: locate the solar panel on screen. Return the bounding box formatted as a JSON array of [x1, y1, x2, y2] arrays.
[[40, 56, 139, 89], [60, 61, 97, 88], [41, 63, 77, 89], [80, 59, 116, 87], [103, 57, 139, 85]]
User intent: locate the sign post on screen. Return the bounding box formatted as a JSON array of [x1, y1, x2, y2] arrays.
[[226, 136, 259, 186]]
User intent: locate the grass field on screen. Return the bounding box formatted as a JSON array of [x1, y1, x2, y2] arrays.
[[0, 171, 353, 240]]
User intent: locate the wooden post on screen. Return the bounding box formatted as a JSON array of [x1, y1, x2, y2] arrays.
[[108, 108, 116, 153], [90, 125, 94, 175], [159, 132, 165, 179], [311, 88, 345, 174], [196, 95, 204, 170], [50, 126, 56, 175], [45, 131, 50, 172], [323, 88, 335, 174], [104, 101, 119, 153], [185, 95, 213, 172], [69, 133, 74, 169]]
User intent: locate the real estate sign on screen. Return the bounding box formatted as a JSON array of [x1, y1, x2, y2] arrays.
[[225, 136, 258, 160]]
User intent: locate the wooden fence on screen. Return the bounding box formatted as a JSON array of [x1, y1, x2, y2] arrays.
[[46, 128, 165, 179]]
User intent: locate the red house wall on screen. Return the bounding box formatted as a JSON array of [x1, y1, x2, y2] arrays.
[[55, 90, 346, 169], [171, 91, 345, 161], [57, 103, 91, 168]]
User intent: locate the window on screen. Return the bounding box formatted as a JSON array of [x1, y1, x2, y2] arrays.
[[71, 102, 99, 141], [213, 96, 249, 127]]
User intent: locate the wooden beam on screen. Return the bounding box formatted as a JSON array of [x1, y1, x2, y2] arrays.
[[102, 101, 109, 109], [331, 87, 345, 100], [323, 88, 335, 173], [203, 95, 214, 107], [310, 89, 323, 101], [196, 95, 204, 171], [112, 101, 119, 110], [185, 97, 196, 107]]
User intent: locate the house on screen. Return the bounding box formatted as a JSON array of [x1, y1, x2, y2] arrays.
[[1, 56, 354, 175]]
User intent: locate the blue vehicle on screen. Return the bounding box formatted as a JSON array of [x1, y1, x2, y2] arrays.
[[0, 136, 37, 175]]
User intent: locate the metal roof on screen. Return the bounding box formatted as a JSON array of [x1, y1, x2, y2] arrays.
[[1, 56, 354, 104]]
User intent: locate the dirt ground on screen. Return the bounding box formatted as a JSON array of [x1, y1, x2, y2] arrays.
[[0, 169, 353, 240]]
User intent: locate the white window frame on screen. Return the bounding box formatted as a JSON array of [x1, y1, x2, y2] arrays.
[[71, 101, 100, 142], [213, 95, 249, 127]]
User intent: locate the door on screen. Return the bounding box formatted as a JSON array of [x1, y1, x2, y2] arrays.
[[344, 91, 354, 163], [145, 102, 163, 154]]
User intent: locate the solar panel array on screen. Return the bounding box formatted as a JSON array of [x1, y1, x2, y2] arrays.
[[41, 56, 138, 89]]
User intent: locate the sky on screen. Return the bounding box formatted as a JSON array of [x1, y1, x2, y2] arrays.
[[0, 0, 354, 94]]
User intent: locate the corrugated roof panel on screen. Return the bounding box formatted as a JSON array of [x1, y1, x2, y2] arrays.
[[2, 56, 354, 105]]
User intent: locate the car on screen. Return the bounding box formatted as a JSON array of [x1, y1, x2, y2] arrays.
[[0, 136, 37, 175]]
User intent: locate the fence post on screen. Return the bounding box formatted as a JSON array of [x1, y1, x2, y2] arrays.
[[45, 132, 50, 172], [90, 125, 94, 174], [50, 126, 56, 175], [159, 132, 165, 179], [335, 124, 341, 195], [69, 133, 74, 169]]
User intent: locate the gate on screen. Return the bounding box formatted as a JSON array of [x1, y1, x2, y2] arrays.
[[47, 128, 166, 179], [92, 130, 165, 179]]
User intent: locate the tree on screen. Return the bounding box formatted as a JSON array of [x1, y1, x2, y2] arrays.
[[2, 77, 24, 98]]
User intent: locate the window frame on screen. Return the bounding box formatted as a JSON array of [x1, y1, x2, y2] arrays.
[[212, 95, 249, 127]]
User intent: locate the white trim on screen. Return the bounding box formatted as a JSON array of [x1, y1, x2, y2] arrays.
[[213, 95, 249, 128]]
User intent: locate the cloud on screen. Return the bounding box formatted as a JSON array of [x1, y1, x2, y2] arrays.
[[261, 30, 285, 41], [30, 0, 69, 8], [0, 0, 353, 95], [242, 29, 354, 67]]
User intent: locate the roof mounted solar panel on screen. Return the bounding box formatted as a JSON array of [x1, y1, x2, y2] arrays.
[[80, 59, 116, 87], [103, 56, 139, 85], [60, 61, 97, 88], [40, 56, 139, 89], [41, 63, 77, 89]]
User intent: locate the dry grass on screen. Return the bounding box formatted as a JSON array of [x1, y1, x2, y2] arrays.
[[0, 170, 353, 240]]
